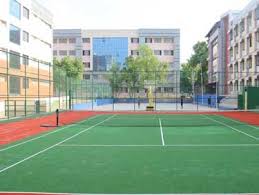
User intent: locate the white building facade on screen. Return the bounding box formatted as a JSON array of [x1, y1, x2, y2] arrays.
[[53, 29, 180, 78]]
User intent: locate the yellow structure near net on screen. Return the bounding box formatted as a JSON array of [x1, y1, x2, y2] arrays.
[[146, 86, 155, 111]]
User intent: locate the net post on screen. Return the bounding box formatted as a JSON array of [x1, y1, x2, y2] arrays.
[[56, 109, 59, 127]]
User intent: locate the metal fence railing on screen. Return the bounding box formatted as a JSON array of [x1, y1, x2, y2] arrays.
[[1, 48, 259, 119]]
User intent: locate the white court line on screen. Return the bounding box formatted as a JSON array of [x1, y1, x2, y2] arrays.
[[159, 118, 165, 146], [0, 115, 116, 174], [215, 114, 259, 130], [1, 192, 259, 195], [202, 115, 259, 141], [58, 144, 259, 147], [0, 115, 102, 152]]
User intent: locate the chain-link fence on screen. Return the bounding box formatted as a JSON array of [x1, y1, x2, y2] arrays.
[[1, 49, 259, 119], [0, 49, 72, 119]]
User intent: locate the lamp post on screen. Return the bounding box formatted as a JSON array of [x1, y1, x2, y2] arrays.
[[200, 64, 204, 105]]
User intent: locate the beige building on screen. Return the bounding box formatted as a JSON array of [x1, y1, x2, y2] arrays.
[[0, 0, 53, 117], [53, 29, 180, 76], [228, 0, 259, 95]]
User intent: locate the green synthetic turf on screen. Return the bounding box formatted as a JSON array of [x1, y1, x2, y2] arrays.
[[1, 114, 259, 193]]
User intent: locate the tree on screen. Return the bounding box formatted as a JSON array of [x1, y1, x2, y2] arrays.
[[188, 41, 208, 85], [108, 63, 123, 97], [54, 57, 83, 79], [120, 45, 169, 97], [180, 41, 208, 94], [106, 45, 169, 97]]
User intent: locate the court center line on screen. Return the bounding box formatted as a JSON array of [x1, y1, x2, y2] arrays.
[[0, 114, 102, 152], [0, 115, 116, 174], [202, 114, 259, 141], [159, 118, 165, 146], [58, 144, 259, 147], [215, 114, 259, 130]]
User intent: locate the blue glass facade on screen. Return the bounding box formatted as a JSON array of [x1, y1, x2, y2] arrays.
[[10, 0, 21, 19], [93, 37, 128, 71]]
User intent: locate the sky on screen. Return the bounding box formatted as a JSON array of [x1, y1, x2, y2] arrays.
[[38, 0, 249, 63]]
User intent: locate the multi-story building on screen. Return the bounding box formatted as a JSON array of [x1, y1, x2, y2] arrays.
[[207, 0, 259, 96], [206, 11, 240, 95], [53, 29, 180, 79], [0, 0, 53, 117], [227, 0, 259, 95]]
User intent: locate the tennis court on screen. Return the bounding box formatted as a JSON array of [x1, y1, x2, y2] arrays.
[[1, 112, 259, 194]]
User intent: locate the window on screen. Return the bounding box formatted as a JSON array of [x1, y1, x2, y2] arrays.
[[154, 38, 162, 43], [82, 38, 90, 43], [83, 50, 91, 56], [154, 50, 162, 56], [145, 38, 152, 43], [230, 30, 233, 41], [69, 38, 76, 44], [9, 76, 20, 95], [59, 38, 67, 44], [22, 55, 29, 66], [23, 6, 29, 19], [256, 5, 259, 20], [248, 35, 252, 48], [256, 55, 259, 66], [9, 51, 20, 69], [164, 38, 174, 43], [53, 38, 57, 44], [10, 0, 21, 19], [69, 50, 76, 56], [240, 20, 245, 33], [53, 50, 57, 56], [83, 74, 90, 80], [23, 77, 29, 89], [83, 62, 91, 68], [59, 50, 67, 56], [164, 50, 174, 56], [241, 61, 245, 71], [131, 50, 139, 56], [9, 24, 20, 45], [23, 31, 29, 42], [131, 38, 139, 43]]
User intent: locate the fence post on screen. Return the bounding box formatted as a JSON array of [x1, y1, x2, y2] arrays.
[[24, 56, 27, 116], [14, 100, 16, 117], [37, 60, 40, 114], [6, 50, 9, 119], [49, 63, 51, 113], [91, 71, 94, 110]]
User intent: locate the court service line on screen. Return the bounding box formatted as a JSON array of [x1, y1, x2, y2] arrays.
[[0, 115, 116, 174], [0, 115, 102, 152], [215, 114, 259, 130], [58, 144, 259, 147], [202, 115, 259, 140], [159, 118, 165, 146]]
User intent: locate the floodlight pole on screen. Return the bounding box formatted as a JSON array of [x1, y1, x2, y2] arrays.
[[200, 64, 204, 105], [216, 72, 219, 110]]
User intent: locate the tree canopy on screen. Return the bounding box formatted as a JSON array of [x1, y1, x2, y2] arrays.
[[108, 44, 169, 97], [54, 57, 84, 79], [180, 41, 208, 93]]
